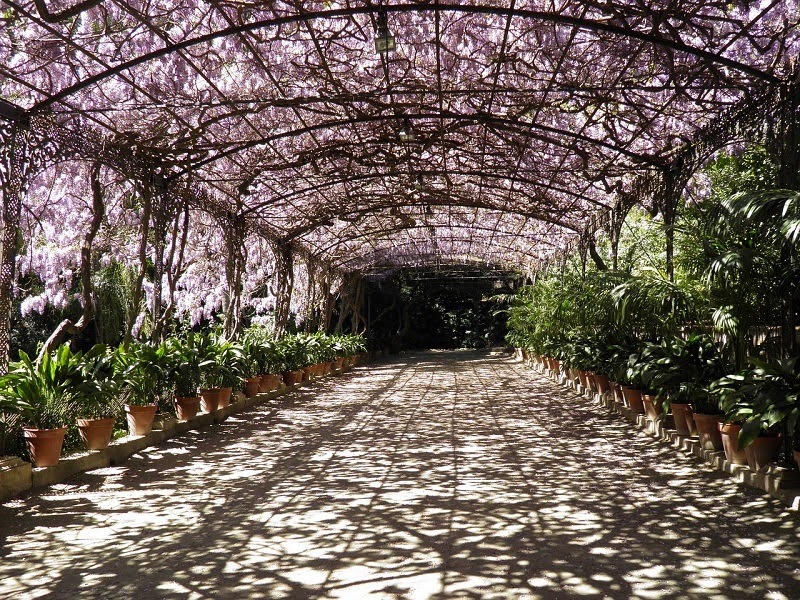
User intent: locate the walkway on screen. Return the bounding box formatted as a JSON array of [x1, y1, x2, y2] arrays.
[[1, 351, 799, 599]]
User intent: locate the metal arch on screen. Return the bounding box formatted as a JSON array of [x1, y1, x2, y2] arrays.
[[30, 2, 780, 113], [307, 220, 569, 259], [284, 199, 582, 243], [242, 167, 612, 218], [174, 111, 664, 179], [330, 237, 557, 271]]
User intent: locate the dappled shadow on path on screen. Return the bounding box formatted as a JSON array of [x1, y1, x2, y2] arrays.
[[1, 351, 800, 599]]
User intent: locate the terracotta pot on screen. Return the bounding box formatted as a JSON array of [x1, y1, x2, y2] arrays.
[[199, 388, 222, 413], [258, 374, 270, 393], [621, 387, 644, 414], [521, 349, 530, 361], [77, 417, 116, 450], [642, 394, 664, 421], [333, 357, 344, 371], [718, 422, 748, 465], [793, 449, 800, 472], [670, 403, 695, 436], [585, 372, 597, 393], [269, 373, 282, 391], [593, 373, 610, 395], [220, 386, 233, 407], [283, 370, 303, 386], [174, 396, 201, 421], [124, 404, 157, 436], [553, 360, 562, 377], [243, 378, 260, 398], [321, 362, 332, 376], [611, 381, 623, 404], [692, 413, 723, 451], [744, 435, 782, 472], [23, 426, 67, 467], [302, 366, 314, 381], [576, 370, 590, 390]]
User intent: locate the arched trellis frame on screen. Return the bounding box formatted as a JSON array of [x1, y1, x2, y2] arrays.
[[1, 1, 799, 363]]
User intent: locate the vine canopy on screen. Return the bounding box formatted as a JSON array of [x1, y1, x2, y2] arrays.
[[1, 0, 799, 276]]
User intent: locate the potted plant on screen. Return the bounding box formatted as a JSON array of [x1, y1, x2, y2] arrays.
[[0, 379, 31, 458], [714, 358, 799, 471], [621, 350, 647, 414], [632, 335, 723, 450], [0, 346, 82, 466], [74, 344, 122, 450], [116, 343, 168, 434], [261, 338, 284, 391], [168, 333, 209, 415], [317, 334, 336, 376], [297, 334, 320, 381], [242, 329, 278, 392], [638, 335, 725, 430], [280, 335, 305, 385], [220, 340, 256, 399]]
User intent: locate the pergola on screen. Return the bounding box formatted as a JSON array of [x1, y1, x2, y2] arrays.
[[1, 1, 798, 364]]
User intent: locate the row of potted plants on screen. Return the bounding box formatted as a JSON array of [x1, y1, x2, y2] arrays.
[[521, 332, 800, 473], [0, 330, 367, 467]]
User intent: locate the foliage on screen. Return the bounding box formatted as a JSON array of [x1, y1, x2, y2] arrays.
[[72, 344, 122, 419], [0, 345, 102, 429], [610, 270, 707, 342], [712, 358, 800, 449], [242, 326, 282, 374], [165, 333, 213, 397], [638, 335, 726, 413], [115, 342, 171, 407]]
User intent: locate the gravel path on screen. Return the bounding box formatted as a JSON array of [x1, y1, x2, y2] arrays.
[[1, 350, 799, 599]]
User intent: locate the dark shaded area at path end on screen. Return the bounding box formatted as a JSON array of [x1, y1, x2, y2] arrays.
[[1, 350, 799, 599]]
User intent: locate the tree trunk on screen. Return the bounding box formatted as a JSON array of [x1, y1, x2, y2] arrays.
[[273, 243, 294, 336], [153, 203, 190, 342], [124, 181, 152, 348], [38, 162, 105, 359]]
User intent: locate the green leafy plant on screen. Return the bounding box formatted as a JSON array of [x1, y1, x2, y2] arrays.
[[242, 327, 282, 374], [638, 335, 726, 413], [114, 342, 172, 408], [278, 335, 305, 371], [712, 358, 800, 449], [0, 345, 93, 429], [74, 344, 122, 419], [166, 333, 211, 397]]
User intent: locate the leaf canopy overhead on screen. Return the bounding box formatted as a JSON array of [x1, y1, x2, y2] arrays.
[[2, 0, 798, 274]]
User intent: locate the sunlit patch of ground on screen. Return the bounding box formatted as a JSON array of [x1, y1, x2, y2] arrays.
[[1, 350, 799, 599]]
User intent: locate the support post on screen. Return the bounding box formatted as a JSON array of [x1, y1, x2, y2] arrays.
[[273, 242, 294, 336], [0, 122, 26, 372], [124, 180, 152, 347], [222, 215, 247, 339], [150, 177, 169, 340], [767, 69, 800, 356], [660, 161, 684, 283], [605, 197, 630, 271], [318, 268, 333, 333]]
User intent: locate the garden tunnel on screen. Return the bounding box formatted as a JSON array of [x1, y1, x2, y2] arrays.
[[0, 1, 799, 367]]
